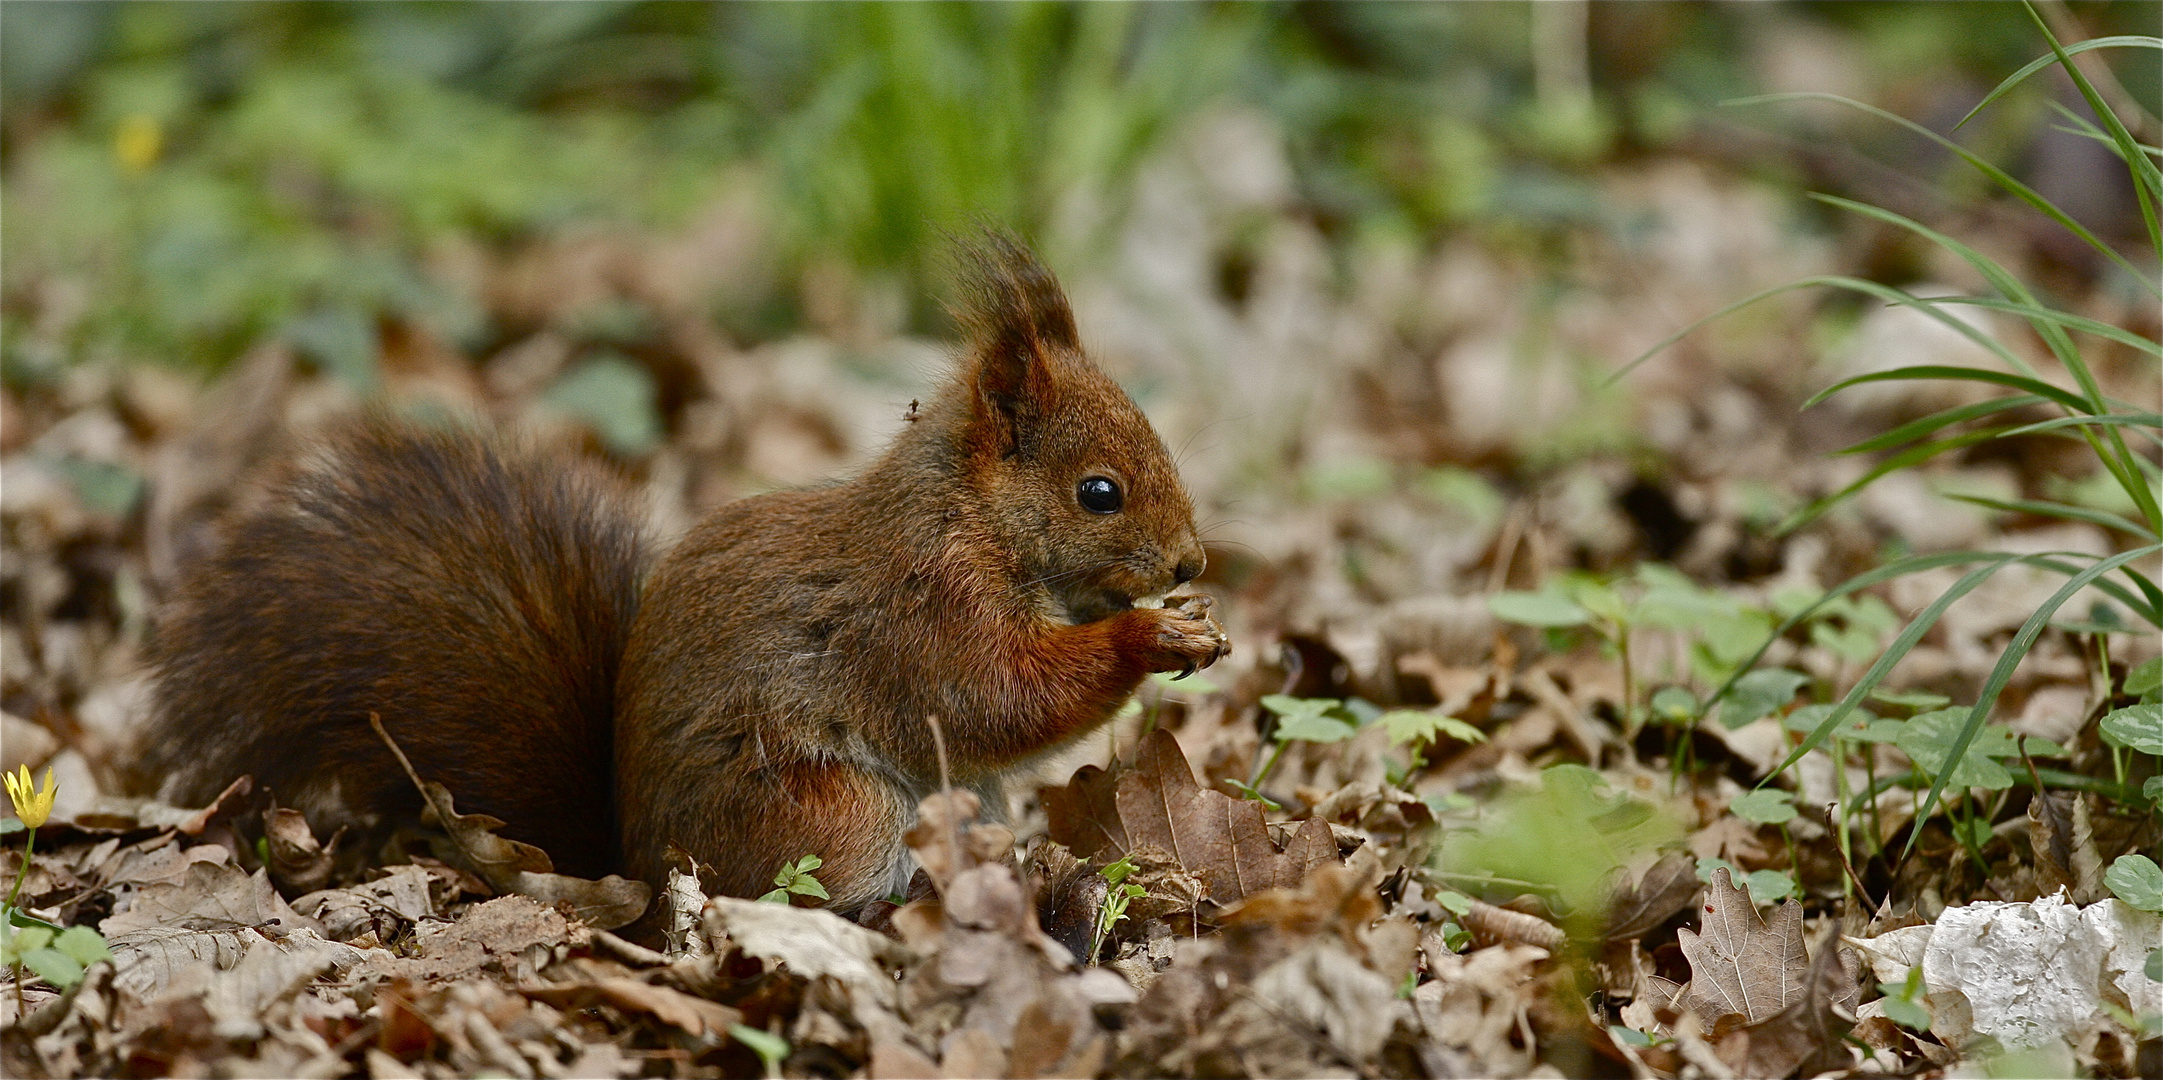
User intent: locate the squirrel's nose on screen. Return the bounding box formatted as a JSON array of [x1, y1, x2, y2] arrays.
[[1172, 547, 1205, 585]]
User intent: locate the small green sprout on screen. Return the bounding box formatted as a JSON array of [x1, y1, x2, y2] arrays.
[[1089, 855, 1145, 963], [1878, 967, 1932, 1032], [729, 1023, 790, 1077], [758, 854, 830, 904]]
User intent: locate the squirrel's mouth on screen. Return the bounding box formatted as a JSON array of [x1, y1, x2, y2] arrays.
[[1059, 587, 1161, 625]]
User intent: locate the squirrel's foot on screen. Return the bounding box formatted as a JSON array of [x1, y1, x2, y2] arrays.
[[1138, 593, 1230, 676]]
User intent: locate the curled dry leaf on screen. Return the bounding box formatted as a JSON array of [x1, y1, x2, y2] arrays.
[[1043, 729, 1338, 906], [1604, 851, 1703, 941], [261, 806, 335, 895], [1458, 895, 1567, 952], [412, 777, 650, 929]]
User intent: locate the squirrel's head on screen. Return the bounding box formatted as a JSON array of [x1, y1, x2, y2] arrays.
[[946, 235, 1205, 624]]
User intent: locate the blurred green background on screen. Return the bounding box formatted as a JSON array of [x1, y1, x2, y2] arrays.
[[6, 1, 2155, 387]]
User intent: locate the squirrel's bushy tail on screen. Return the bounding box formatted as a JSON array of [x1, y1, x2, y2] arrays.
[[137, 415, 647, 878]]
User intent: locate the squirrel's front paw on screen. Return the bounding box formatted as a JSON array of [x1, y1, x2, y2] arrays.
[[1138, 594, 1230, 678]]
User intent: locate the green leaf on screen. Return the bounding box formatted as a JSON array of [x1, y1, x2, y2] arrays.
[[1871, 689, 1952, 710], [1438, 920, 1471, 952], [1435, 889, 1474, 918], [1896, 709, 2014, 790], [1696, 612, 1778, 668], [1488, 591, 1590, 628], [2146, 776, 2163, 807], [2126, 658, 2163, 696], [1716, 668, 1809, 729], [2147, 947, 2162, 984], [1380, 710, 1484, 748], [22, 947, 84, 988], [1150, 670, 1221, 694], [1260, 695, 1339, 720], [1220, 779, 1282, 810], [37, 456, 146, 519], [288, 306, 380, 391], [1879, 987, 1932, 1032], [1650, 686, 1698, 724], [728, 1024, 791, 1070], [1571, 581, 1629, 625], [2100, 704, 2163, 755], [787, 876, 830, 900], [1784, 703, 1895, 742], [1728, 789, 1797, 825], [543, 353, 663, 456], [1611, 1025, 1655, 1048], [757, 888, 790, 903], [1263, 695, 1359, 743], [53, 926, 109, 967], [2103, 854, 2163, 912], [8, 925, 55, 958], [1742, 870, 1796, 904], [1273, 711, 1359, 743]]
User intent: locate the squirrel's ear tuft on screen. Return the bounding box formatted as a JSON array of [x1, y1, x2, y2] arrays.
[[951, 231, 1077, 456]]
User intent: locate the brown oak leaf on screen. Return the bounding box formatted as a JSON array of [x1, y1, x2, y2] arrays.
[[1044, 729, 1337, 905], [1676, 866, 1805, 1025]]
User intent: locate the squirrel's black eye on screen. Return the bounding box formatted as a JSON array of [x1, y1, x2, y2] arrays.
[[1077, 476, 1123, 515]]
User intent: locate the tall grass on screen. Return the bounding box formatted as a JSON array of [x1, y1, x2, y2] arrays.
[[1623, 4, 2161, 854]]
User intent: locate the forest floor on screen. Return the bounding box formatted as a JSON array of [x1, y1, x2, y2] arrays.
[[2, 104, 2160, 1078]]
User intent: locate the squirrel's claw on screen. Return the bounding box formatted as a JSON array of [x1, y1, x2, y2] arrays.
[[1174, 663, 1197, 681]]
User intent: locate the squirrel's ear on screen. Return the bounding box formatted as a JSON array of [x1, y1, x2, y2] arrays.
[[953, 234, 1077, 458]]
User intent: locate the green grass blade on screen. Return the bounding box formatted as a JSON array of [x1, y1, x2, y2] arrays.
[[1778, 427, 2023, 535], [2026, 558, 2162, 627], [1605, 280, 1824, 385], [1807, 277, 2050, 379], [1952, 36, 2162, 133], [2120, 565, 2163, 623], [1696, 550, 2040, 721], [1803, 195, 2103, 411], [2000, 412, 2163, 439], [1915, 296, 2162, 359], [1941, 493, 2155, 540], [2048, 104, 2163, 162], [1839, 395, 2049, 455], [1803, 366, 2091, 413], [1905, 542, 2163, 859], [1766, 558, 2019, 781], [2022, 4, 2163, 253], [1732, 93, 2158, 294]]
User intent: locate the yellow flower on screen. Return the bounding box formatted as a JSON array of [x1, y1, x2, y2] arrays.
[[4, 766, 55, 829], [114, 114, 162, 173]]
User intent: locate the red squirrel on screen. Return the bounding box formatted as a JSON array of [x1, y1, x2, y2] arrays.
[[134, 237, 1229, 910]]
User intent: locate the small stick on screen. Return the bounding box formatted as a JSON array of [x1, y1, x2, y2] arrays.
[[369, 713, 484, 872], [590, 928, 672, 968], [1828, 802, 1875, 910], [924, 714, 951, 796]]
